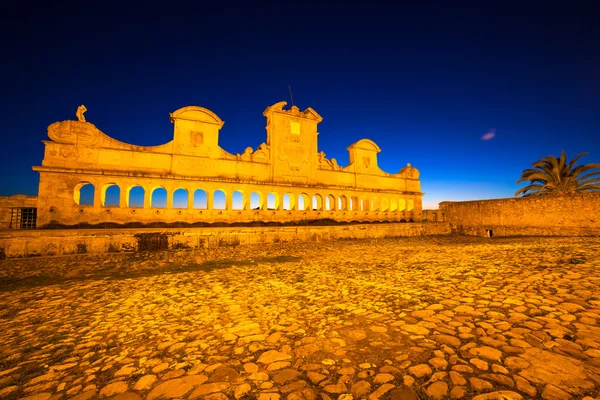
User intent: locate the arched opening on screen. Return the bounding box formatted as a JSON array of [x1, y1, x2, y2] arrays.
[[372, 197, 380, 212], [298, 193, 310, 211], [398, 198, 407, 211], [232, 190, 245, 210], [350, 196, 359, 211], [213, 190, 226, 210], [102, 184, 120, 207], [250, 192, 263, 210], [194, 189, 208, 209], [407, 199, 414, 211], [283, 193, 295, 210], [127, 186, 144, 207], [173, 188, 188, 209], [325, 194, 336, 211], [360, 198, 365, 211], [74, 182, 95, 206], [390, 199, 398, 212], [151, 187, 167, 208], [362, 198, 370, 212], [381, 198, 389, 212], [338, 195, 348, 211], [312, 194, 323, 211], [267, 193, 280, 210]]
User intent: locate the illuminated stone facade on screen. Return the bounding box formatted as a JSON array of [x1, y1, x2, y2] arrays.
[[33, 102, 423, 227]]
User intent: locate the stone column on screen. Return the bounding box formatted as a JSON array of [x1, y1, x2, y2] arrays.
[[188, 190, 194, 209], [120, 187, 127, 208], [144, 188, 151, 209], [94, 185, 102, 208], [242, 192, 248, 210], [206, 191, 212, 210], [166, 189, 173, 209], [226, 192, 233, 210], [258, 192, 269, 211]]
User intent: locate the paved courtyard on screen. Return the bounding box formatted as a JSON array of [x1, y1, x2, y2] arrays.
[[0, 235, 599, 400]]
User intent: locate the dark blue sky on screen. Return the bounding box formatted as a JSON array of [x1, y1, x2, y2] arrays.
[[2, 2, 598, 208]]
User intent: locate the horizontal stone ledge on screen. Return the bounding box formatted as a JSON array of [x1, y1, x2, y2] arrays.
[[451, 224, 600, 237], [0, 222, 452, 258], [33, 166, 421, 194]]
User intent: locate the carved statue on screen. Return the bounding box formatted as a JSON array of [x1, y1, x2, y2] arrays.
[[318, 151, 324, 162], [253, 143, 269, 159], [76, 105, 87, 122], [318, 151, 339, 170]]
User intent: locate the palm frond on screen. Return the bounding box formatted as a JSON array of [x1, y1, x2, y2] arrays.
[[515, 184, 546, 196], [566, 152, 589, 172], [516, 151, 599, 197], [576, 184, 600, 191], [571, 164, 600, 178]]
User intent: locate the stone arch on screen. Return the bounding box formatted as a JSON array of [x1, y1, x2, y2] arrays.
[[390, 199, 398, 212], [325, 194, 336, 211], [407, 198, 414, 211], [213, 189, 226, 210], [398, 198, 406, 211], [361, 197, 370, 212], [350, 196, 359, 211], [338, 195, 348, 211], [102, 183, 120, 207], [194, 189, 208, 209], [74, 182, 95, 206], [283, 193, 295, 211], [232, 190, 245, 210], [173, 188, 188, 209], [250, 192, 263, 210], [298, 193, 310, 211], [312, 194, 323, 211], [151, 187, 167, 208], [267, 192, 280, 210], [381, 198, 389, 212], [127, 185, 145, 207], [371, 197, 380, 212]]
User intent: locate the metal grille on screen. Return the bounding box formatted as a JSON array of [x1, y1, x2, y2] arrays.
[[10, 208, 37, 229]]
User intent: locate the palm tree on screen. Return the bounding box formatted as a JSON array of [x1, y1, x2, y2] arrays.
[[515, 151, 600, 197]]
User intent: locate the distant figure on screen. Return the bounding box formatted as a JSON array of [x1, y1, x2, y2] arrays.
[[76, 105, 87, 122]]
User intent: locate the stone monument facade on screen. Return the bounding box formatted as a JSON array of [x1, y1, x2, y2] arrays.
[[33, 102, 423, 227]]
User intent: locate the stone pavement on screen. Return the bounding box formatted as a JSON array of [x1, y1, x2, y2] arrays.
[[0, 235, 599, 400]]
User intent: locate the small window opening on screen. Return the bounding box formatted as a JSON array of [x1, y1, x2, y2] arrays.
[[10, 208, 37, 229]]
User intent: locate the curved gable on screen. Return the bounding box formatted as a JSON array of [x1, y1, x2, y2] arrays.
[[170, 106, 224, 128], [346, 138, 381, 153]]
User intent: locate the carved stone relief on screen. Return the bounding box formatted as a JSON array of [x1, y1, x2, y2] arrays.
[[48, 121, 100, 146], [317, 151, 340, 171], [190, 131, 204, 145]]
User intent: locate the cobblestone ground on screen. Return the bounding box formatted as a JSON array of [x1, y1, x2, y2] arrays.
[[1, 235, 599, 400]]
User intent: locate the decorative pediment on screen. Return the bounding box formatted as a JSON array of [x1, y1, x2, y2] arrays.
[[398, 163, 420, 179], [302, 107, 323, 122], [346, 139, 381, 153], [263, 101, 323, 122], [170, 106, 224, 128], [48, 120, 101, 146], [263, 101, 288, 115]]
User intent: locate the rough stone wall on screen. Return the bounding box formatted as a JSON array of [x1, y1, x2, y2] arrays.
[[440, 193, 600, 236], [0, 195, 38, 229], [422, 209, 445, 222], [0, 222, 451, 258], [32, 102, 423, 227]]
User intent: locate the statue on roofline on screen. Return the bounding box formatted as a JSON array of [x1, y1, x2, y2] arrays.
[[76, 105, 87, 122]]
